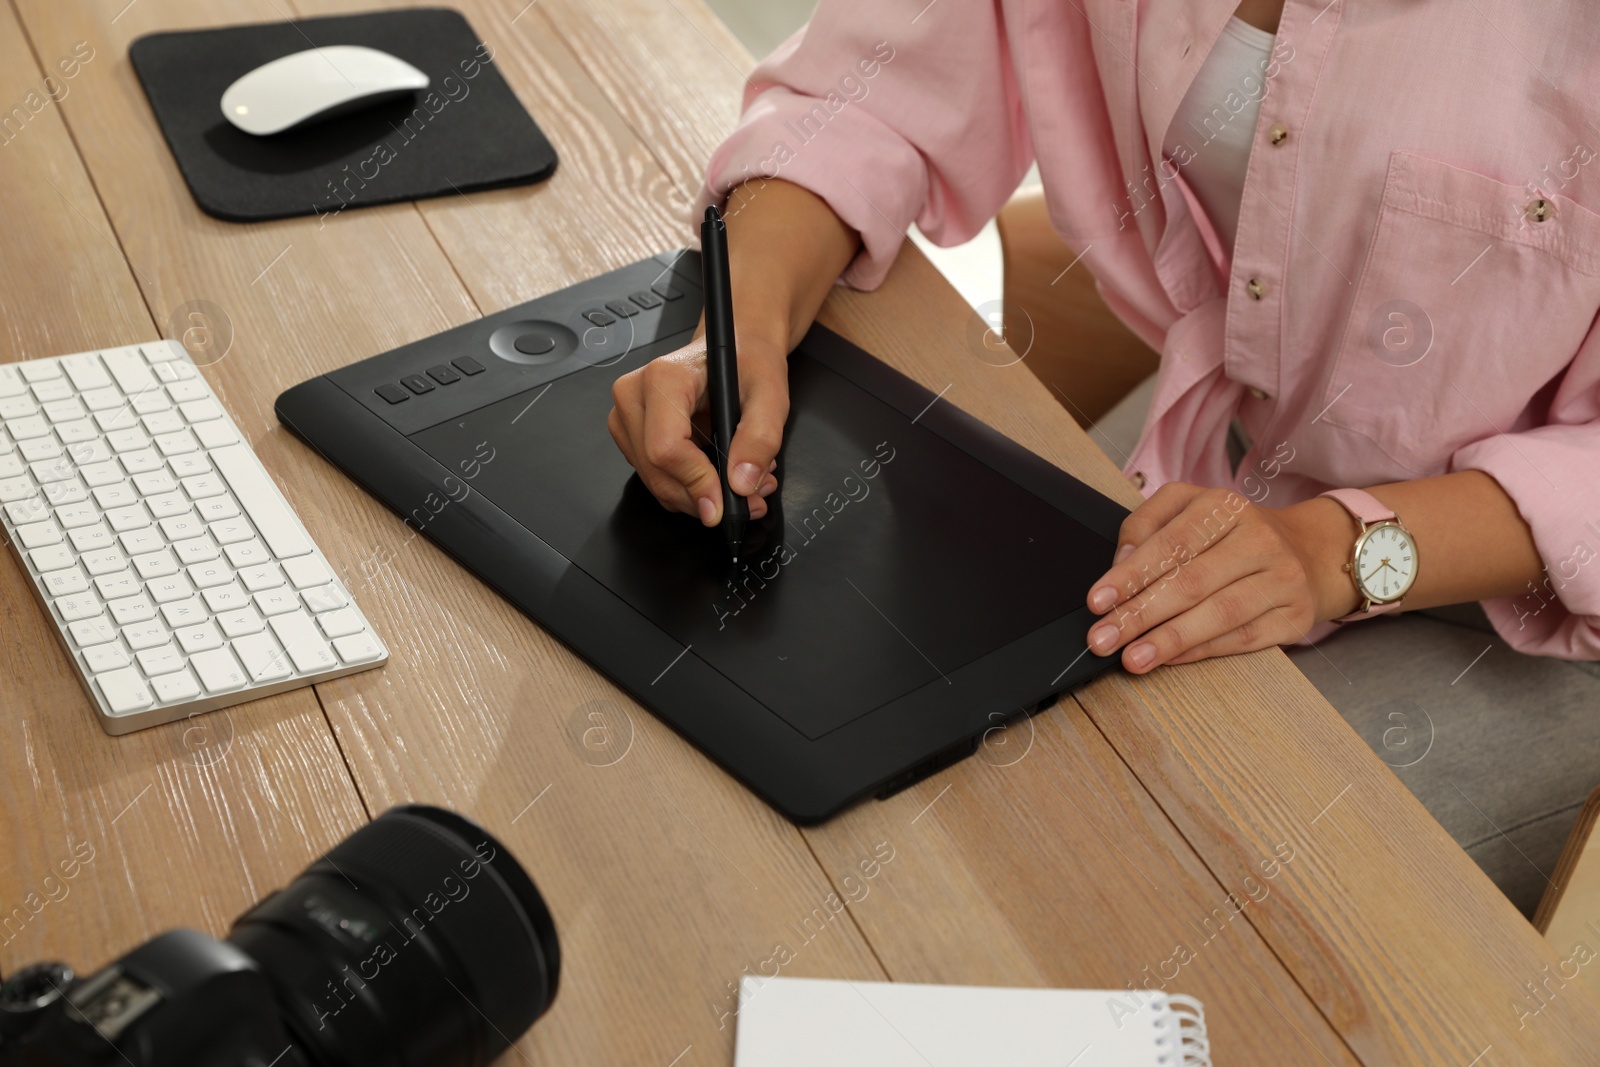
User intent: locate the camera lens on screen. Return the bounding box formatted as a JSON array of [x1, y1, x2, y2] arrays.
[[0, 963, 73, 1043], [226, 805, 559, 1066]]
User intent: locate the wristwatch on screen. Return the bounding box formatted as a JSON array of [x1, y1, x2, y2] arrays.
[[1317, 487, 1419, 623]]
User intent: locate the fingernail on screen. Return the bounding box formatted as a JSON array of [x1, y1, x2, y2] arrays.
[[697, 496, 717, 525], [1088, 623, 1117, 654], [1089, 586, 1116, 613], [1127, 642, 1156, 669], [733, 462, 762, 494], [759, 477, 778, 497], [1115, 543, 1135, 563]]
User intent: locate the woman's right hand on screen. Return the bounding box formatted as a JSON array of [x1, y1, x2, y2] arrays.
[[607, 334, 787, 524]]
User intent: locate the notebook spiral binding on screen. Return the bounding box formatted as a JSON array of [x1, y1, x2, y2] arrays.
[[1151, 993, 1212, 1066]]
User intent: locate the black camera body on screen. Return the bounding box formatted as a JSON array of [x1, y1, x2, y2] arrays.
[[0, 806, 560, 1067]]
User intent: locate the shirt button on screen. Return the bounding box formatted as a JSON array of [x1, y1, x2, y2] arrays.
[[1248, 386, 1268, 400], [1130, 471, 1146, 489], [1247, 278, 1266, 300], [1526, 198, 1552, 222], [1268, 123, 1288, 145]]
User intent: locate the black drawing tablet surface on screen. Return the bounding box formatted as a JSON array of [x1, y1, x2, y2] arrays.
[[130, 8, 557, 222], [276, 251, 1128, 821]]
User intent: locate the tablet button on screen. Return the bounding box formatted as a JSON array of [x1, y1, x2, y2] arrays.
[[400, 375, 434, 395], [605, 300, 638, 318], [651, 282, 684, 301], [513, 334, 557, 356], [582, 309, 615, 327], [452, 356, 486, 375], [374, 383, 409, 404], [629, 290, 663, 310], [427, 364, 460, 385]]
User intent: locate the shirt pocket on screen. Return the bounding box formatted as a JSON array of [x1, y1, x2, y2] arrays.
[[1319, 150, 1600, 475]]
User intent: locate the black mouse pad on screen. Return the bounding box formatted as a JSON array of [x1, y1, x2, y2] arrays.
[[130, 8, 557, 222]]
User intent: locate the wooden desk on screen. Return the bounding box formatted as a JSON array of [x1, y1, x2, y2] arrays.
[[2, 1, 1597, 1062]]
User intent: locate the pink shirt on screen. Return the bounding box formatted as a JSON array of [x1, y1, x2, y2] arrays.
[[697, 0, 1600, 659]]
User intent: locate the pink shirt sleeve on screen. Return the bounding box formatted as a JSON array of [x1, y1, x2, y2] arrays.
[[695, 1, 1033, 290], [1451, 310, 1600, 658]]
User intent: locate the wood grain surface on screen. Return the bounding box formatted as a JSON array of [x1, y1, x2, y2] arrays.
[[2, 1, 1596, 1065]]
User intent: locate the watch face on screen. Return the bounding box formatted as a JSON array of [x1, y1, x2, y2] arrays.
[[1355, 523, 1417, 603]]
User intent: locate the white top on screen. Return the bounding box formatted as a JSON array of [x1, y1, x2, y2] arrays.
[[1162, 16, 1277, 255]]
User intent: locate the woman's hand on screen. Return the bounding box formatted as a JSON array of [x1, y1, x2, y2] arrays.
[[607, 336, 785, 524], [1084, 484, 1362, 672]]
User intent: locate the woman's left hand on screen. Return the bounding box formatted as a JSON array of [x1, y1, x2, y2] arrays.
[[1085, 483, 1361, 673]]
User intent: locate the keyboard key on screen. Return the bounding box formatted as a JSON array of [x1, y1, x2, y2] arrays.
[[105, 428, 150, 453], [141, 411, 184, 435], [196, 497, 241, 522], [42, 399, 86, 422], [30, 458, 75, 483], [5, 496, 48, 524], [8, 416, 49, 440], [169, 453, 212, 478], [107, 595, 156, 625], [43, 567, 89, 597], [118, 529, 163, 557], [18, 436, 61, 462], [122, 620, 168, 651], [68, 524, 114, 553], [0, 477, 38, 502], [202, 582, 248, 612], [0, 366, 23, 396], [283, 556, 331, 590], [17, 521, 62, 548], [151, 669, 200, 704], [0, 455, 21, 479], [0, 395, 37, 419], [97, 667, 153, 713], [178, 399, 221, 423], [238, 564, 283, 592], [95, 405, 142, 433], [136, 645, 185, 677], [80, 548, 126, 576], [191, 647, 246, 693], [233, 632, 292, 683], [186, 561, 233, 589], [93, 570, 141, 601], [56, 502, 100, 529], [54, 419, 96, 445], [158, 597, 205, 627], [155, 431, 198, 457], [209, 518, 252, 545], [93, 482, 137, 509], [18, 361, 60, 383], [318, 607, 364, 638], [301, 584, 348, 613], [61, 354, 111, 391], [254, 589, 299, 617], [132, 550, 179, 580], [30, 379, 73, 403], [81, 461, 125, 488], [80, 387, 123, 412], [217, 609, 264, 637], [224, 539, 269, 568], [173, 536, 219, 565], [193, 420, 237, 449], [181, 473, 225, 499], [269, 611, 338, 672], [55, 592, 102, 622], [152, 360, 197, 383], [84, 643, 132, 673], [68, 617, 118, 648], [143, 343, 181, 363], [333, 632, 384, 664], [147, 492, 190, 519], [175, 622, 222, 654], [103, 350, 155, 394], [119, 449, 164, 475], [160, 514, 205, 541], [166, 380, 208, 403], [41, 479, 86, 506], [211, 446, 312, 560], [130, 390, 171, 416], [147, 574, 195, 604], [29, 544, 75, 572], [132, 469, 178, 495], [105, 505, 151, 533]]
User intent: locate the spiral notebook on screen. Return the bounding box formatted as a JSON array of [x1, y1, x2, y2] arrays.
[[732, 976, 1212, 1066]]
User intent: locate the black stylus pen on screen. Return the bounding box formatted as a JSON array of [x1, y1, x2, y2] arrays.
[[701, 205, 749, 562]]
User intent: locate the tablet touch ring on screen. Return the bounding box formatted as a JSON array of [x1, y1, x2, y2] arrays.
[[488, 321, 578, 366]]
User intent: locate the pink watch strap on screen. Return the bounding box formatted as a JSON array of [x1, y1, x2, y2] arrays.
[[1317, 488, 1403, 622]]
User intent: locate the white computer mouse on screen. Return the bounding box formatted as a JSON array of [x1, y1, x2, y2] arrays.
[[221, 45, 429, 136]]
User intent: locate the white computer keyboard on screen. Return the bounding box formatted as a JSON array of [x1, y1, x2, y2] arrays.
[[0, 340, 387, 734]]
